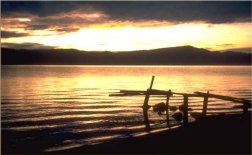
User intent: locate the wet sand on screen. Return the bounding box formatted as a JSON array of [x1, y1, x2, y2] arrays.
[[3, 113, 251, 155]]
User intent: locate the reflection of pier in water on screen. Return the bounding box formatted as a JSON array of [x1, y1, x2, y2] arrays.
[[110, 76, 251, 130]]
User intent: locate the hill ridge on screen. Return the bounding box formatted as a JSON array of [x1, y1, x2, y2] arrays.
[[1, 46, 251, 65]]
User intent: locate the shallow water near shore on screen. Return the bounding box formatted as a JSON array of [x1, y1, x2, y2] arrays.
[[1, 65, 251, 152]]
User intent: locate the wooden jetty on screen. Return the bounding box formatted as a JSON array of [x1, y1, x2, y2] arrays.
[[109, 76, 251, 129]]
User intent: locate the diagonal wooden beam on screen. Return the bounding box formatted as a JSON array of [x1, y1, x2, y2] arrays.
[[194, 92, 251, 104]]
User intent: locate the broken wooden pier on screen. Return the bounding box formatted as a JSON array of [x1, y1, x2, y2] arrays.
[[109, 76, 251, 129]]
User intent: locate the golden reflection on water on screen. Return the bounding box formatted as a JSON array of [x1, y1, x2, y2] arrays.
[[3, 65, 251, 95], [2, 65, 251, 120], [1, 65, 251, 151]]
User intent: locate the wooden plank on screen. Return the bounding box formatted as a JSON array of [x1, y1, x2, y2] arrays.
[[183, 95, 189, 124], [143, 76, 155, 130], [194, 92, 251, 104], [202, 91, 209, 116], [149, 76, 155, 89], [150, 89, 172, 95], [165, 92, 171, 127], [143, 97, 150, 129], [120, 89, 166, 93], [173, 92, 202, 97], [195, 91, 251, 115], [112, 89, 173, 96], [149, 91, 172, 96], [233, 104, 252, 109]]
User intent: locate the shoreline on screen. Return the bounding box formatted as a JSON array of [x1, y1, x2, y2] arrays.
[[54, 113, 251, 155], [2, 113, 251, 155]]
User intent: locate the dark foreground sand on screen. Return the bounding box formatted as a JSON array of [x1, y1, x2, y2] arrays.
[[3, 113, 251, 155], [55, 113, 251, 155]]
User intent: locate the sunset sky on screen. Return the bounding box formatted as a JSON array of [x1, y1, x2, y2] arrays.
[[1, 1, 251, 52]]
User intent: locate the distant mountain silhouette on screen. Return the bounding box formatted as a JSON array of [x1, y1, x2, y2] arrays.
[[1, 46, 251, 65]]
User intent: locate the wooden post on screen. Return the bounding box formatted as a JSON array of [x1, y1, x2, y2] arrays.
[[149, 76, 155, 90], [165, 93, 170, 127], [183, 95, 188, 124], [202, 91, 209, 116], [143, 76, 155, 130], [243, 102, 249, 114]]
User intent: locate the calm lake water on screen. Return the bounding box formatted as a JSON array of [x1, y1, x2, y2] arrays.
[[1, 65, 251, 152]]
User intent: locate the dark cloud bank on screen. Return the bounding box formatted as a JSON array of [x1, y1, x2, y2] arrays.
[[1, 43, 55, 50], [2, 1, 251, 51], [2, 1, 251, 23], [1, 31, 29, 38]]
